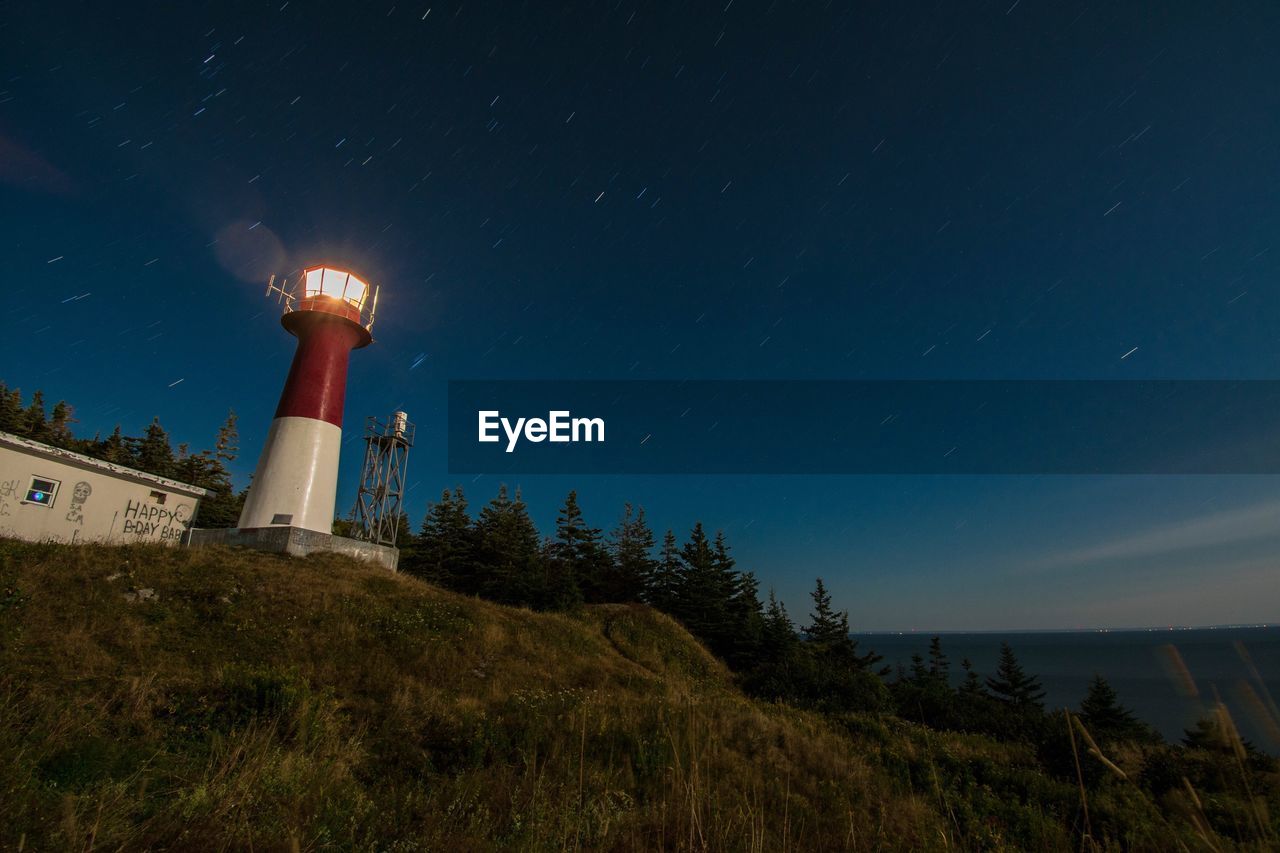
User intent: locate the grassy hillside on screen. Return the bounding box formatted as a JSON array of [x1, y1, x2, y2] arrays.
[[0, 539, 1271, 850]]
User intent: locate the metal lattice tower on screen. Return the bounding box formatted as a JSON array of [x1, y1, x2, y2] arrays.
[[352, 411, 414, 546]]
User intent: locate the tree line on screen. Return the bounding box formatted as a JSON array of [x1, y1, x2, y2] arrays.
[[0, 382, 244, 527], [398, 484, 1233, 750], [401, 484, 893, 707]]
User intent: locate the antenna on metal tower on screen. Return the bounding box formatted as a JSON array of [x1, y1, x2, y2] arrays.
[[352, 411, 415, 546]]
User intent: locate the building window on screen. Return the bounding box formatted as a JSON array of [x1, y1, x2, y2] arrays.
[[149, 490, 167, 505], [24, 476, 61, 507], [270, 513, 293, 525]]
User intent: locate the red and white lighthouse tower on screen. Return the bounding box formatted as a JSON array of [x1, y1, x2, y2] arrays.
[[238, 266, 378, 534]]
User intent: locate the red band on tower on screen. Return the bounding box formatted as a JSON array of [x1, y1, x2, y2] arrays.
[[274, 311, 369, 427]]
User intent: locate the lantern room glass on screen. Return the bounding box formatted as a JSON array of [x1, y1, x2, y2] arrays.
[[302, 267, 369, 308]]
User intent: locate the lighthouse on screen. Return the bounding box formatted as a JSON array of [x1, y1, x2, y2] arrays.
[[237, 266, 377, 533]]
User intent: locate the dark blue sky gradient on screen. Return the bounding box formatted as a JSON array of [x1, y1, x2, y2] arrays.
[[4, 2, 1280, 628]]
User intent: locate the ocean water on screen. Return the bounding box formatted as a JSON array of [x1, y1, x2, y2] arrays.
[[858, 627, 1280, 752]]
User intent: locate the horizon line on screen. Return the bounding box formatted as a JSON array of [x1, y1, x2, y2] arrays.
[[853, 623, 1279, 635]]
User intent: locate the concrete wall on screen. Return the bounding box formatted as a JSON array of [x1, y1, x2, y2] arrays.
[[0, 432, 211, 546], [187, 525, 399, 572]]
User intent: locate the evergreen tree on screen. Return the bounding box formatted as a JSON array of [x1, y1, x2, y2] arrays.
[[759, 590, 800, 662], [892, 643, 960, 729], [476, 485, 529, 597], [477, 486, 577, 610], [553, 491, 611, 603], [193, 413, 243, 530], [22, 390, 48, 441], [743, 589, 811, 702], [803, 579, 844, 645], [1176, 709, 1271, 773], [797, 578, 888, 712], [719, 534, 763, 669], [95, 426, 131, 465], [1179, 711, 1260, 758], [927, 635, 950, 684], [0, 384, 22, 433], [607, 503, 657, 603], [802, 578, 865, 666], [908, 652, 929, 683], [392, 511, 415, 546], [959, 658, 984, 696], [171, 447, 221, 490], [173, 440, 242, 526], [414, 488, 478, 591], [130, 417, 176, 477], [1079, 674, 1153, 744], [985, 642, 1046, 711], [671, 523, 737, 655], [214, 410, 239, 464], [648, 529, 682, 611], [1182, 716, 1225, 750], [47, 400, 75, 448]]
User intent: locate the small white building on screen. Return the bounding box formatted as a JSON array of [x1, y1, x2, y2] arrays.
[[0, 431, 212, 546]]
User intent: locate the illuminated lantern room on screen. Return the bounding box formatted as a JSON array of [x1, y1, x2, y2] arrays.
[[280, 265, 379, 348]]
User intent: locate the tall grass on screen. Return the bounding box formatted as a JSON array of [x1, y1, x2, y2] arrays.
[[1, 538, 1276, 850], [0, 539, 946, 850]]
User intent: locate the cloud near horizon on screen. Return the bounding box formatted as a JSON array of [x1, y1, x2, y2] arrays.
[[1031, 499, 1280, 571]]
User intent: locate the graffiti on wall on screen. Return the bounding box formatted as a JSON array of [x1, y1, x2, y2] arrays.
[[0, 478, 20, 517], [65, 481, 92, 524], [121, 499, 193, 542]]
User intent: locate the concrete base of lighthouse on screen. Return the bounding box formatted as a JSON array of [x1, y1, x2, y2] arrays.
[[186, 525, 399, 572]]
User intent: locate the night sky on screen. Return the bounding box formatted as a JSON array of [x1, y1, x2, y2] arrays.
[[5, 2, 1280, 630]]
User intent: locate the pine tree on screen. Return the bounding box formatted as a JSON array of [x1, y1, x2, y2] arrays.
[[607, 503, 657, 603], [553, 491, 610, 603], [214, 410, 239, 463], [393, 511, 415, 546], [131, 417, 176, 477], [743, 589, 811, 702], [802, 579, 870, 668], [959, 658, 984, 696], [985, 642, 1046, 711], [796, 578, 889, 712], [908, 652, 929, 683], [949, 657, 997, 731], [648, 530, 682, 611], [1079, 674, 1151, 743], [759, 590, 799, 662], [721, 535, 763, 668], [803, 579, 853, 652], [476, 484, 525, 598], [927, 636, 950, 684], [47, 400, 76, 448], [22, 390, 48, 441], [1180, 711, 1258, 756], [0, 384, 22, 433], [478, 486, 576, 610], [192, 412, 242, 529], [413, 488, 477, 590], [96, 426, 130, 465], [171, 447, 220, 489], [671, 523, 737, 655]]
